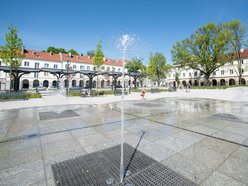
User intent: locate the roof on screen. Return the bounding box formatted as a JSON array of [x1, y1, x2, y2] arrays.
[[240, 49, 248, 59], [24, 50, 62, 62], [23, 49, 124, 66]]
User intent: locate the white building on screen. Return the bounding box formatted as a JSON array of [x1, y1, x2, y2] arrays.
[[164, 49, 248, 87], [0, 49, 141, 91]]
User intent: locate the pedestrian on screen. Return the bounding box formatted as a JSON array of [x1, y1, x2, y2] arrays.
[[140, 89, 145, 99]]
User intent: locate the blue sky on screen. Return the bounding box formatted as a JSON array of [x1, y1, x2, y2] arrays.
[[0, 0, 247, 64]]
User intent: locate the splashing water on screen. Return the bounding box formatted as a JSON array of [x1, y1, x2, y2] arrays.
[[118, 34, 134, 183], [118, 34, 134, 56]]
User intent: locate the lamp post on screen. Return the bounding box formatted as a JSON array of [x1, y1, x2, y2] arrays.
[[66, 59, 70, 96]]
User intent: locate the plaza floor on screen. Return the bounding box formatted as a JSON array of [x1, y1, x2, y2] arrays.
[[0, 97, 248, 185]]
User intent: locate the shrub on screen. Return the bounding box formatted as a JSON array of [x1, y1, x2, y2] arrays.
[[0, 92, 42, 100], [68, 90, 81, 96]]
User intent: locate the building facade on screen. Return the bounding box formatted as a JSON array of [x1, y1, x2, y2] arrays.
[[0, 49, 140, 91], [164, 49, 248, 87]]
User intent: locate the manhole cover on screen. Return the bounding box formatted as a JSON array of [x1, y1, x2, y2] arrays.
[[212, 113, 239, 121], [52, 143, 198, 186], [133, 102, 163, 107], [39, 110, 79, 120]]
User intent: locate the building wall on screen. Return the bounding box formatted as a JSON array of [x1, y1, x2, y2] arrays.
[[164, 59, 248, 87], [0, 58, 138, 91]]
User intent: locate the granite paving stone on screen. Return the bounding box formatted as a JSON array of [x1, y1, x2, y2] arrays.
[[0, 98, 248, 185], [218, 156, 248, 184], [201, 171, 247, 186], [162, 153, 213, 184]]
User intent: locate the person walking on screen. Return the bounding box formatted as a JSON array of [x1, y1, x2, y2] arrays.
[[140, 89, 146, 99]]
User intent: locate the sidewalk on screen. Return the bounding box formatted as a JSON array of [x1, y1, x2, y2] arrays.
[[0, 87, 248, 111]]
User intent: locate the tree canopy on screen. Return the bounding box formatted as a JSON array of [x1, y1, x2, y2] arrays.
[[45, 47, 79, 55], [87, 50, 95, 57], [93, 40, 104, 71], [67, 49, 79, 55], [171, 22, 231, 85], [46, 47, 66, 54], [0, 25, 24, 91], [93, 40, 104, 91], [147, 52, 170, 85], [125, 58, 146, 73], [225, 20, 248, 85]]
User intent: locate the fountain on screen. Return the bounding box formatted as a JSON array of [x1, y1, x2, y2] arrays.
[[118, 34, 134, 183]]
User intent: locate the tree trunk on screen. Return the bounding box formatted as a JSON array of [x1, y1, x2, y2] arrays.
[[238, 74, 242, 85], [96, 75, 98, 92], [9, 68, 12, 93], [204, 75, 211, 86]]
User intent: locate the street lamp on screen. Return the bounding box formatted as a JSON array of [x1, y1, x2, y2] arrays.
[[66, 59, 70, 96]]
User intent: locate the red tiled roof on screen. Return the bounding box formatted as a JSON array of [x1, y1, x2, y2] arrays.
[[240, 49, 248, 59], [24, 50, 62, 62], [24, 49, 124, 66]]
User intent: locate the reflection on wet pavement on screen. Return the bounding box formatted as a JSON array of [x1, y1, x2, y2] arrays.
[[0, 98, 248, 185]]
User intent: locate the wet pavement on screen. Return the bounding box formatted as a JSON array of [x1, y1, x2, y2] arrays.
[[0, 98, 248, 185]]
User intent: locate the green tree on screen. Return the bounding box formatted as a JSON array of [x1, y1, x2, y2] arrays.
[[0, 25, 24, 92], [171, 22, 231, 86], [67, 49, 79, 55], [147, 52, 170, 86], [87, 50, 95, 57], [46, 47, 66, 54], [226, 20, 248, 85], [93, 40, 104, 91], [125, 58, 146, 73]]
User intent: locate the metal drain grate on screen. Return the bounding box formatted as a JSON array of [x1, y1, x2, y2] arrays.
[[52, 143, 198, 186], [39, 110, 79, 120]]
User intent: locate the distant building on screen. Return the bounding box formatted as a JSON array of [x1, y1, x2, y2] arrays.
[[0, 49, 141, 91], [163, 49, 248, 87]]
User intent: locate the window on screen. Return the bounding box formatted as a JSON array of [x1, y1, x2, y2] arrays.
[[118, 68, 121, 72], [44, 72, 48, 76], [213, 71, 216, 76], [34, 73, 38, 78], [0, 61, 2, 66], [242, 69, 244, 74], [54, 64, 58, 69], [194, 71, 198, 77], [230, 69, 233, 74], [80, 65, 85, 70], [24, 61, 29, 67], [221, 70, 224, 75], [112, 67, 115, 71], [107, 67, 110, 71], [87, 66, 90, 70], [241, 60, 244, 64], [73, 65, 77, 69], [189, 73, 191, 77], [44, 63, 49, 68], [182, 73, 185, 77], [230, 62, 233, 65], [102, 66, 105, 70], [35, 63, 39, 69]]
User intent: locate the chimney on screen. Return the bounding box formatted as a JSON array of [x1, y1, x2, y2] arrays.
[[21, 46, 25, 54], [59, 53, 63, 61], [50, 51, 53, 56], [32, 50, 35, 55]]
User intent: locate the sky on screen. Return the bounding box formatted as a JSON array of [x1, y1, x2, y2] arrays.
[[0, 0, 247, 64]]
